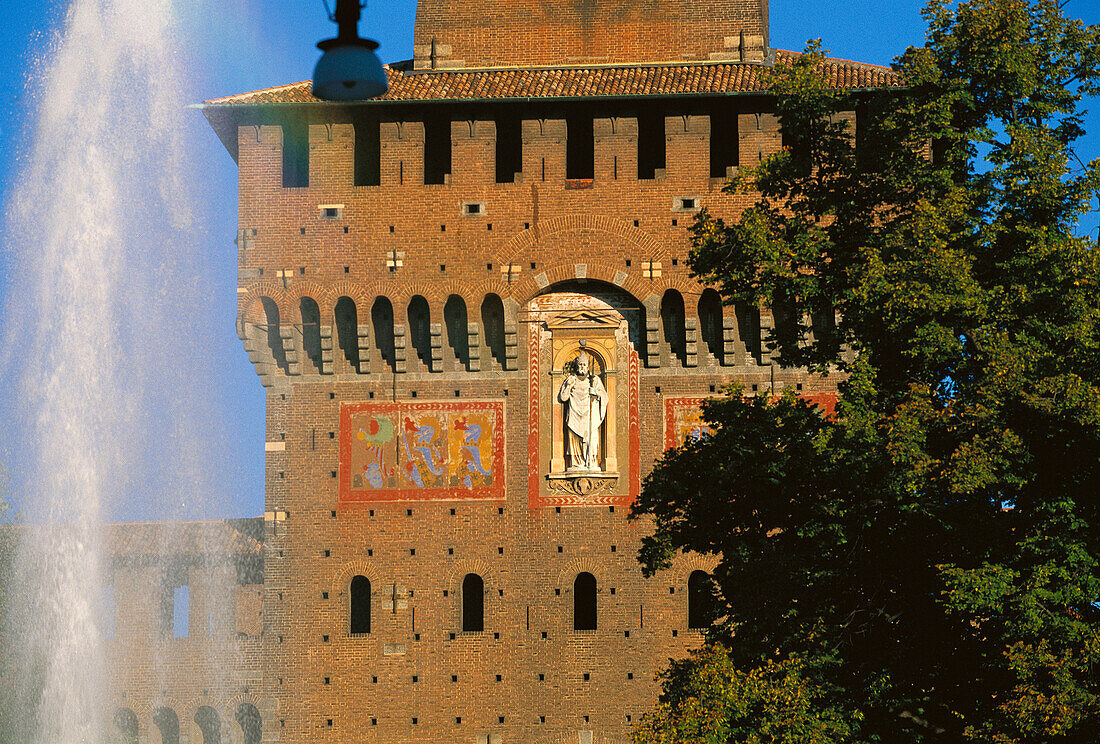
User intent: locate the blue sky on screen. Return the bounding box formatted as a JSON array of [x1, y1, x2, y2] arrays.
[[0, 0, 1096, 521]]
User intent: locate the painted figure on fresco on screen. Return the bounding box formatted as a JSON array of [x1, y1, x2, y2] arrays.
[[558, 350, 609, 471], [356, 415, 395, 489], [455, 417, 493, 488], [402, 417, 445, 488]]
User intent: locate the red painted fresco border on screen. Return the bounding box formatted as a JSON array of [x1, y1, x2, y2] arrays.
[[339, 400, 506, 504], [527, 325, 541, 509], [663, 391, 841, 451], [628, 349, 641, 499], [663, 396, 712, 451]]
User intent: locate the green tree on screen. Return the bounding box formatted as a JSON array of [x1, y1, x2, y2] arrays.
[[632, 1, 1100, 742]]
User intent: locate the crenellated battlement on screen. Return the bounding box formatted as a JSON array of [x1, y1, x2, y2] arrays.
[[230, 100, 853, 390], [235, 104, 811, 193]]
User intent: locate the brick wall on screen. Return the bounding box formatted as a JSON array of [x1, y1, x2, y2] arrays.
[[102, 519, 269, 744], [412, 0, 769, 68], [230, 93, 842, 744]]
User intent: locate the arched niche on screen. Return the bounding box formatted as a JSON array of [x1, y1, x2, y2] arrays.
[[113, 708, 139, 744], [698, 288, 723, 365], [154, 707, 181, 744], [334, 296, 360, 373], [444, 295, 470, 370], [526, 282, 642, 507], [235, 703, 261, 744], [688, 570, 715, 629], [299, 296, 323, 373], [194, 706, 221, 744], [481, 293, 506, 370], [407, 295, 432, 371], [371, 297, 396, 372], [574, 572, 598, 630], [551, 342, 614, 474], [661, 289, 687, 366]]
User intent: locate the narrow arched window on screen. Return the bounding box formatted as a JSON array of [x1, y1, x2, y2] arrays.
[[195, 706, 221, 744], [408, 295, 431, 370], [299, 297, 323, 373], [371, 297, 395, 372], [334, 296, 360, 373], [481, 294, 506, 369], [699, 289, 724, 364], [688, 570, 715, 629], [114, 708, 139, 744], [350, 575, 371, 634], [737, 303, 761, 362], [153, 707, 180, 744], [574, 572, 597, 630], [661, 290, 687, 366], [261, 297, 289, 372], [444, 295, 470, 370], [235, 703, 262, 744], [462, 573, 484, 632]]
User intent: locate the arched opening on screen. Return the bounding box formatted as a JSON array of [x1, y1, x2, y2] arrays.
[[699, 288, 724, 364], [195, 706, 221, 744], [408, 295, 432, 370], [688, 570, 716, 629], [574, 572, 597, 630], [350, 575, 371, 634], [737, 303, 761, 362], [299, 296, 323, 373], [444, 295, 470, 370], [771, 298, 800, 357], [481, 294, 506, 369], [371, 297, 395, 372], [153, 707, 180, 744], [113, 708, 139, 744], [532, 280, 647, 357], [661, 289, 687, 366], [235, 703, 262, 744], [811, 303, 839, 358], [462, 573, 484, 632], [260, 297, 288, 373], [334, 296, 360, 373]]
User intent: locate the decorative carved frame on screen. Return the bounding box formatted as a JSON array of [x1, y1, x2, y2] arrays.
[[527, 292, 640, 508]]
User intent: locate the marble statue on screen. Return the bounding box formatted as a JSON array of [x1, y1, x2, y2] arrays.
[[558, 351, 609, 471]]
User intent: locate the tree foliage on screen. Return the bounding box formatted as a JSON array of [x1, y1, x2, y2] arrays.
[[632, 1, 1100, 741]]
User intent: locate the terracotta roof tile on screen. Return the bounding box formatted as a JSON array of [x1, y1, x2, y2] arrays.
[[203, 51, 902, 106]]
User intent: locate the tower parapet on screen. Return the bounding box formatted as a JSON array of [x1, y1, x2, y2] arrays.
[[413, 0, 770, 69]]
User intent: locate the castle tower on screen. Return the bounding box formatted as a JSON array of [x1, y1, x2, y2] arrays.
[[196, 2, 900, 741]]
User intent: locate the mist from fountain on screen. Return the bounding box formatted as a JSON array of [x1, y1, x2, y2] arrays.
[[0, 0, 256, 740]]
